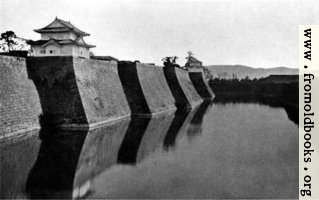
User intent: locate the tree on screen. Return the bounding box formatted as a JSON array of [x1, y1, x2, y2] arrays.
[[0, 31, 28, 52], [162, 56, 180, 68], [162, 57, 172, 67], [186, 51, 194, 59]]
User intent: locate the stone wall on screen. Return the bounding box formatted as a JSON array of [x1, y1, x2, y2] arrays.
[[164, 66, 203, 109], [2, 56, 206, 132], [27, 57, 130, 128], [27, 57, 88, 126], [189, 72, 215, 99], [73, 58, 131, 127], [0, 56, 42, 139], [118, 62, 176, 115]]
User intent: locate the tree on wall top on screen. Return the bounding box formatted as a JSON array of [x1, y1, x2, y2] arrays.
[[185, 51, 194, 60], [162, 56, 180, 68], [0, 31, 29, 52]]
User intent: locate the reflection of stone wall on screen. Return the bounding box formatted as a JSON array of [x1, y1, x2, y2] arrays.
[[27, 57, 131, 128], [26, 128, 88, 199], [0, 131, 41, 199], [164, 67, 203, 109], [189, 72, 215, 99], [136, 114, 175, 162], [118, 62, 176, 115], [73, 119, 130, 191], [0, 56, 42, 139]]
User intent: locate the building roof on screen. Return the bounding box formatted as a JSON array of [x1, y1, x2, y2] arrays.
[[186, 56, 202, 63], [185, 56, 203, 68], [91, 56, 118, 61], [34, 17, 90, 36], [28, 38, 96, 48]]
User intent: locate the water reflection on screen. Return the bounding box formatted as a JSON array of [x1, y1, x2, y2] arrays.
[[84, 98, 298, 199], [213, 95, 298, 125], [136, 114, 175, 163], [163, 110, 191, 149], [117, 117, 151, 164], [0, 102, 206, 199], [73, 119, 130, 198], [24, 119, 130, 199], [0, 131, 41, 199], [0, 96, 298, 199], [26, 128, 88, 199], [187, 100, 212, 138]]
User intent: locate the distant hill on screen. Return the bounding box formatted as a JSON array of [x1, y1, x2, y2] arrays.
[[204, 65, 298, 80]]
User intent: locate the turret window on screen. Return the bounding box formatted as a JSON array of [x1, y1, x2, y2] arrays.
[[40, 50, 46, 54]]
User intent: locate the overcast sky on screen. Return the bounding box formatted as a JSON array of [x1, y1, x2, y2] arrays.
[[1, 0, 319, 68]]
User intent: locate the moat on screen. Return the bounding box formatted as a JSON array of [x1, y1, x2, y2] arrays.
[[0, 97, 298, 199]]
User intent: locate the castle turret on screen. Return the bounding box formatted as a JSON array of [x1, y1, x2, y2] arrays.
[[185, 56, 203, 72], [29, 17, 95, 59]]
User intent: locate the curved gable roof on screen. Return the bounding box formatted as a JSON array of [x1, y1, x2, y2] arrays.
[[29, 38, 96, 48], [34, 17, 90, 36]]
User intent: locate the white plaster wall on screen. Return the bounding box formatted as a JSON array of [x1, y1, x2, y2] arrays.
[[45, 44, 61, 56], [78, 46, 89, 58], [33, 46, 44, 57], [73, 46, 79, 57], [32, 44, 90, 58], [70, 32, 77, 40], [60, 45, 74, 56], [41, 32, 71, 40], [33, 45, 64, 57], [40, 32, 79, 40]]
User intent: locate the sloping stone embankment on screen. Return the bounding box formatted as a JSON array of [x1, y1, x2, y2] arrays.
[[164, 66, 203, 109], [0, 55, 42, 139], [118, 61, 176, 115]]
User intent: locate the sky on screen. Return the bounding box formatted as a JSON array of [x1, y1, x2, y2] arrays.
[[1, 0, 319, 68]]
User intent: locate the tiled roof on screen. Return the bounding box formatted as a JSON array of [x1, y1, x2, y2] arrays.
[[29, 38, 95, 48], [91, 56, 118, 61], [187, 56, 202, 63], [34, 17, 90, 36]]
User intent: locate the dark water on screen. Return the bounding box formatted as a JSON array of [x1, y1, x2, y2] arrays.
[[0, 98, 298, 199]]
